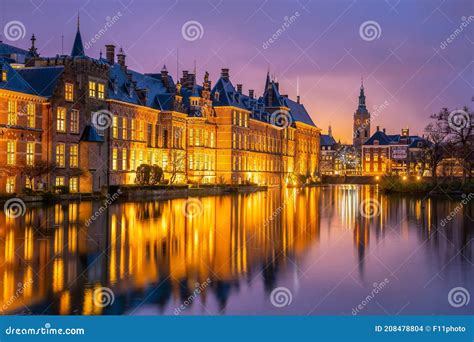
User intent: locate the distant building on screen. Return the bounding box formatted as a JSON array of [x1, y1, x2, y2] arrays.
[[362, 126, 430, 176], [353, 80, 370, 150], [320, 126, 338, 175]]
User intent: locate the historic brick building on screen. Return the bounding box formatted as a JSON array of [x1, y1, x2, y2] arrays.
[[0, 22, 320, 194]]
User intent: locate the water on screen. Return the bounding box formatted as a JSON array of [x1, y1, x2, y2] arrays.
[[1, 185, 472, 315]]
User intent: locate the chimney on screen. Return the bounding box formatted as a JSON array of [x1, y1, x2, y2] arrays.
[[117, 47, 126, 69], [383, 128, 386, 134], [161, 65, 169, 88], [237, 84, 242, 93], [297, 95, 300, 104], [249, 89, 254, 99], [105, 44, 115, 64], [221, 68, 229, 80], [376, 126, 380, 131]]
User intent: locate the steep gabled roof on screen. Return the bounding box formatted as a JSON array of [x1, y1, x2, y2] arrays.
[[0, 57, 40, 95], [17, 66, 64, 97], [211, 76, 248, 109], [320, 134, 337, 146], [284, 97, 316, 127]]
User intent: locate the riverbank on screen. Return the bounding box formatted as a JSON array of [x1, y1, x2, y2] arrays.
[[0, 184, 268, 204], [379, 176, 474, 195]]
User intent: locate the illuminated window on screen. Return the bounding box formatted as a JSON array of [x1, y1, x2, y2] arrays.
[[56, 107, 66, 132], [130, 150, 136, 170], [122, 117, 127, 139], [26, 142, 35, 166], [112, 148, 118, 170], [97, 83, 105, 99], [131, 119, 136, 140], [56, 143, 65, 167], [6, 177, 15, 193], [7, 100, 17, 126], [139, 121, 144, 141], [55, 176, 65, 186], [1, 70, 7, 82], [70, 144, 78, 167], [189, 154, 193, 170], [122, 149, 127, 170], [210, 132, 215, 147], [88, 81, 96, 97], [69, 177, 78, 192], [162, 154, 168, 169], [365, 164, 370, 172], [7, 140, 16, 165], [189, 128, 194, 146], [70, 109, 79, 133], [27, 102, 35, 128], [195, 129, 200, 146], [138, 150, 144, 165], [374, 154, 378, 162], [65, 83, 74, 101], [112, 115, 118, 139], [374, 164, 379, 172]]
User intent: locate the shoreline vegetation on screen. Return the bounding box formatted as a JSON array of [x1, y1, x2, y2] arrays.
[[378, 176, 474, 195]]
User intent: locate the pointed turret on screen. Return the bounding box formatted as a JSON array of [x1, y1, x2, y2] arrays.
[[358, 77, 366, 109], [71, 13, 85, 57], [29, 34, 39, 57]]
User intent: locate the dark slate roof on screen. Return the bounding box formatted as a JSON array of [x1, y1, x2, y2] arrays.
[[108, 64, 175, 110], [364, 130, 429, 146], [211, 76, 248, 109], [284, 97, 316, 126], [0, 57, 40, 95], [0, 41, 32, 63], [320, 134, 337, 146], [71, 29, 85, 57], [80, 125, 104, 142], [17, 66, 64, 97]]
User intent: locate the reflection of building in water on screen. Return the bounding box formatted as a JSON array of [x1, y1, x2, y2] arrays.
[[0, 190, 320, 314]]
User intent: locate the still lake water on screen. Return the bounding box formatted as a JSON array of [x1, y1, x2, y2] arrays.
[[1, 185, 472, 315]]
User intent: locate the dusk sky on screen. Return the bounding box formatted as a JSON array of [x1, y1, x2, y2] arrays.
[[1, 0, 472, 142]]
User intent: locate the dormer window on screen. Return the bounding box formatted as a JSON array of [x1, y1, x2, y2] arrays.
[[214, 91, 220, 101], [374, 140, 379, 145], [1, 70, 7, 82]]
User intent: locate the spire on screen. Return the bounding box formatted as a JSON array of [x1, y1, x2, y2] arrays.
[[71, 12, 85, 57], [328, 124, 332, 137], [358, 77, 366, 109], [29, 34, 38, 57], [265, 70, 271, 91]]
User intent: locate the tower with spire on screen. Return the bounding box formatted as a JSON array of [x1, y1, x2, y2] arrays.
[[71, 13, 85, 57], [353, 77, 370, 150]]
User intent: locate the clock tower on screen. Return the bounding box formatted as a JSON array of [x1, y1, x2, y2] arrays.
[[353, 79, 370, 150]]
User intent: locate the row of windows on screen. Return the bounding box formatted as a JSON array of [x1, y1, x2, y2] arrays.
[[189, 154, 215, 170], [4, 176, 79, 193], [189, 128, 215, 147], [55, 143, 79, 168], [232, 111, 248, 127], [232, 132, 282, 153], [6, 141, 36, 166], [232, 155, 283, 172], [6, 100, 36, 128], [56, 107, 80, 133], [88, 81, 105, 99]]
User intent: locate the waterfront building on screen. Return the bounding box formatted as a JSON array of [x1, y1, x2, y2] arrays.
[[320, 126, 338, 175], [0, 23, 320, 193], [362, 126, 431, 176]]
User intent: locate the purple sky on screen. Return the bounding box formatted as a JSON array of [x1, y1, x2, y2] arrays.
[[1, 0, 472, 142]]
